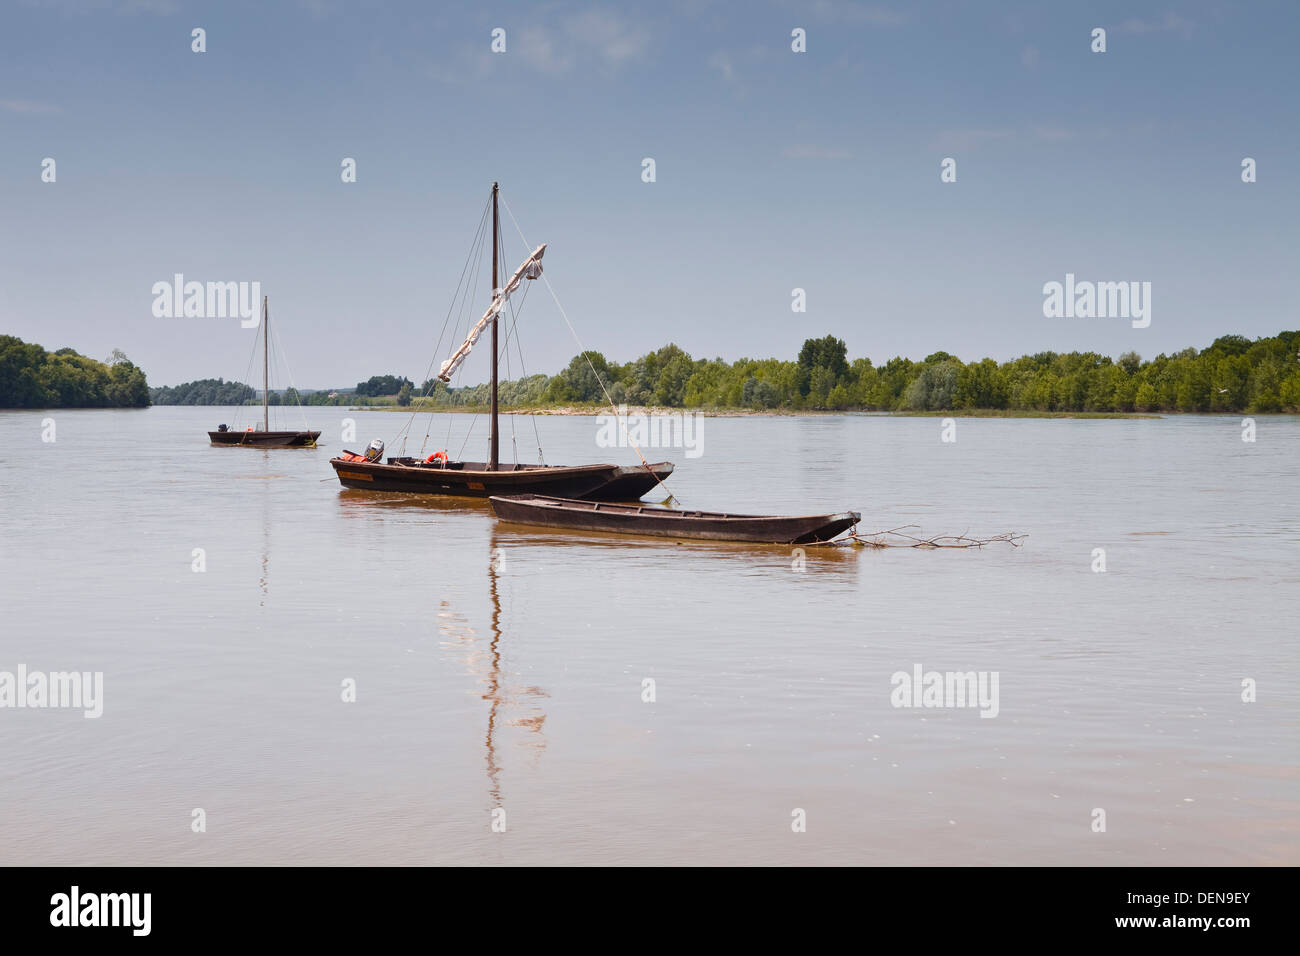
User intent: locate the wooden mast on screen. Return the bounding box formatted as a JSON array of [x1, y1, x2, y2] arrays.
[[489, 182, 500, 471], [262, 295, 269, 432]]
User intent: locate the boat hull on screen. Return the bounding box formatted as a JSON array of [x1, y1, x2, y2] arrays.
[[330, 457, 673, 500], [490, 495, 860, 544], [209, 430, 321, 447], [597, 464, 675, 500]]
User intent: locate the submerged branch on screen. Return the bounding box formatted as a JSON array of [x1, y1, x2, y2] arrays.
[[832, 525, 1027, 549]]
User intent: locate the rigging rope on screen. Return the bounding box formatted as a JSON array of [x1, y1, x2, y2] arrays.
[[497, 271, 536, 465], [496, 220, 545, 465], [379, 190, 492, 455], [235, 324, 260, 428], [421, 200, 493, 457], [450, 196, 491, 458], [499, 194, 678, 502], [502, 280, 544, 463], [502, 300, 517, 465], [267, 309, 313, 439]]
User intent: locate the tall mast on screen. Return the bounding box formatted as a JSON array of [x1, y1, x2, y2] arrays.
[[489, 182, 500, 471], [262, 295, 269, 432]]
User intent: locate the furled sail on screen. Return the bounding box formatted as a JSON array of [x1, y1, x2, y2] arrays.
[[438, 244, 547, 382]]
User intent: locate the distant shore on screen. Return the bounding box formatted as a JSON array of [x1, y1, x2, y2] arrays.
[[359, 403, 1168, 420], [145, 329, 1300, 416]]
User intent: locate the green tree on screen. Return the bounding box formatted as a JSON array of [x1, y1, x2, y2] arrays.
[[797, 335, 848, 391], [902, 361, 960, 410], [652, 350, 694, 406], [544, 351, 612, 403], [956, 358, 1008, 409], [0, 336, 148, 408], [356, 374, 411, 397]]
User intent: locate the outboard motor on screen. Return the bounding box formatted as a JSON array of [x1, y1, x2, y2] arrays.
[[365, 439, 385, 462]]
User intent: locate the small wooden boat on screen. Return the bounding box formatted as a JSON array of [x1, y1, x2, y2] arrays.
[[210, 427, 321, 447], [209, 296, 320, 448], [333, 457, 673, 499], [490, 495, 861, 544]]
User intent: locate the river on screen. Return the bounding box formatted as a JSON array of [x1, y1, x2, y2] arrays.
[[0, 406, 1295, 864]]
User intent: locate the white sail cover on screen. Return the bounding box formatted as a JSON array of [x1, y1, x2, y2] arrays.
[[438, 243, 547, 383]]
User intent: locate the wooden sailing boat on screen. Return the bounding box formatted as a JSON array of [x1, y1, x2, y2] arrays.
[[329, 182, 673, 499], [208, 296, 321, 448]]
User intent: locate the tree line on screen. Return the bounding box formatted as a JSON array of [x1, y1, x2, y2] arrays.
[[355, 374, 412, 398], [0, 336, 150, 408], [148, 330, 1300, 414], [151, 380, 409, 407], [417, 331, 1300, 414], [150, 378, 255, 405]]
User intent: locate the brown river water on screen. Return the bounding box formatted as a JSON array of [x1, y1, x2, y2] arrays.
[[1, 406, 1296, 865]]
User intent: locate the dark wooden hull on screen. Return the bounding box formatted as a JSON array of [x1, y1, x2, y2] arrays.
[[490, 495, 860, 544], [330, 456, 673, 500], [208, 430, 321, 447], [595, 464, 675, 501]]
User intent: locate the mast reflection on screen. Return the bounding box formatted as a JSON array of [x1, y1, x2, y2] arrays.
[[439, 533, 548, 810]]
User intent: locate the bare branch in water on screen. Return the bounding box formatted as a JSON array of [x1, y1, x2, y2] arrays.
[[826, 525, 1027, 549]]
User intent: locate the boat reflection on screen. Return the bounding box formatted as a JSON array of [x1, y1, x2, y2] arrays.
[[438, 533, 548, 808], [259, 463, 273, 605], [337, 489, 861, 577], [489, 522, 864, 569], [259, 508, 269, 605], [336, 487, 495, 515]]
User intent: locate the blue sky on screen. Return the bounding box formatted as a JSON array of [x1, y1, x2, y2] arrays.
[[1, 0, 1296, 387]]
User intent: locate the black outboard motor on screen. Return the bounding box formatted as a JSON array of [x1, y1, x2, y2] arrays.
[[365, 439, 385, 462]]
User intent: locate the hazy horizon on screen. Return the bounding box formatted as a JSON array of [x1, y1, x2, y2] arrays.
[[3, 0, 1296, 388], [138, 322, 1296, 391]]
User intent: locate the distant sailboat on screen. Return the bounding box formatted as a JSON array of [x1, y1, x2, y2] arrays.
[[208, 296, 321, 448], [330, 182, 672, 499]]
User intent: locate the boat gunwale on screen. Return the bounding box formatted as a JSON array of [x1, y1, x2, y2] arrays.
[[210, 430, 322, 438], [330, 457, 674, 479], [491, 494, 859, 524]]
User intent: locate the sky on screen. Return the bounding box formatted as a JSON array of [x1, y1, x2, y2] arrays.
[[1, 0, 1297, 388]]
